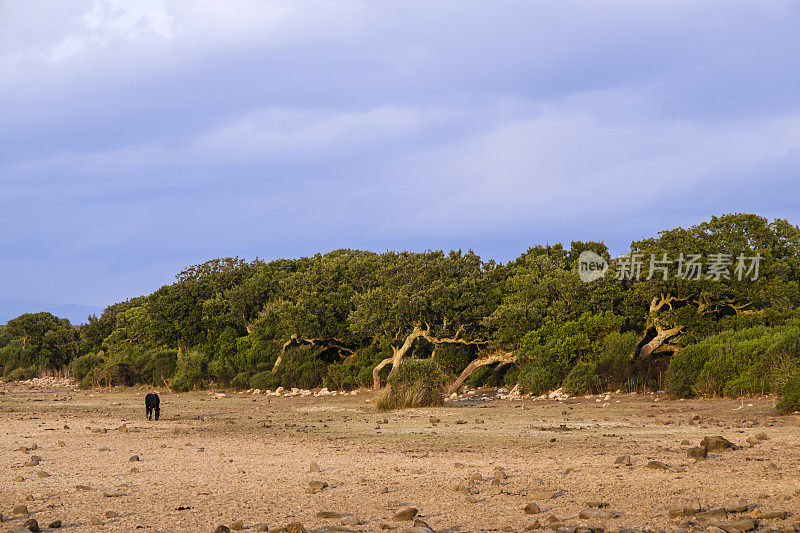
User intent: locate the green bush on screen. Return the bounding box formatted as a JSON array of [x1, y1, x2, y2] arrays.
[[376, 358, 448, 410], [2, 366, 37, 382], [434, 343, 475, 376], [250, 370, 280, 390], [172, 350, 208, 392], [324, 362, 359, 390], [777, 373, 800, 413], [231, 372, 251, 389], [71, 353, 105, 381], [517, 360, 559, 395], [562, 362, 601, 395]]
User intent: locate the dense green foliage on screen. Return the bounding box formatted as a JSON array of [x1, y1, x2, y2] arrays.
[[2, 214, 800, 411]]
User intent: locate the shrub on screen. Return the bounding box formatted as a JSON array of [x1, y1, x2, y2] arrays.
[[376, 358, 447, 410], [250, 370, 281, 390], [777, 373, 800, 414], [434, 343, 475, 376], [71, 353, 105, 381], [562, 362, 601, 395], [231, 372, 251, 390], [324, 362, 359, 391], [172, 350, 208, 392], [517, 360, 559, 395]]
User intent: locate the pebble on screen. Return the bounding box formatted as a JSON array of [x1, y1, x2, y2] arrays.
[[578, 508, 620, 520], [524, 503, 541, 514], [308, 480, 328, 491], [48, 520, 62, 528], [688, 446, 708, 460], [22, 519, 40, 533], [129, 455, 140, 462], [230, 520, 244, 530], [213, 526, 231, 533], [317, 511, 341, 518], [309, 462, 321, 472], [13, 505, 29, 515], [646, 460, 668, 470], [614, 455, 632, 466], [393, 508, 419, 521]]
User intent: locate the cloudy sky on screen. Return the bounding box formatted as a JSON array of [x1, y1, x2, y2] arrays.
[[2, 1, 799, 323]]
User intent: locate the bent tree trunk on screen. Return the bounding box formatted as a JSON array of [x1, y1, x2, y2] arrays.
[[447, 351, 517, 395], [372, 325, 427, 390], [637, 294, 684, 357]]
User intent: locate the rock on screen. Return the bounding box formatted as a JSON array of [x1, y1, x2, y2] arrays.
[[578, 508, 620, 520], [14, 475, 24, 482], [90, 518, 103, 526], [35, 470, 50, 478], [494, 470, 508, 480], [57, 441, 65, 447], [255, 525, 269, 532], [24, 458, 40, 467], [129, 455, 140, 462], [688, 447, 708, 460], [723, 499, 749, 513], [341, 516, 360, 526], [746, 436, 760, 446], [213, 526, 231, 533], [753, 510, 787, 520], [524, 503, 541, 515], [117, 424, 128, 433], [48, 520, 62, 529], [22, 519, 40, 532], [646, 460, 668, 470], [25, 494, 34, 501], [308, 480, 328, 491], [709, 518, 756, 532], [105, 510, 119, 518], [309, 462, 321, 472], [393, 508, 419, 521], [701, 435, 737, 452], [697, 508, 728, 519], [103, 490, 122, 497], [317, 511, 341, 519], [525, 520, 541, 531], [130, 467, 139, 473], [13, 505, 29, 516], [614, 455, 632, 466], [284, 523, 307, 533], [75, 484, 93, 491], [230, 520, 244, 530], [755, 432, 768, 441]]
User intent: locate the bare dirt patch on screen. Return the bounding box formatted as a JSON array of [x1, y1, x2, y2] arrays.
[[2, 384, 799, 532]]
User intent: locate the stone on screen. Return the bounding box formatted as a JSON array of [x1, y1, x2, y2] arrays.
[[688, 446, 708, 460], [646, 460, 668, 470], [25, 494, 34, 501], [754, 510, 787, 520], [129, 455, 140, 462], [614, 455, 632, 466], [317, 511, 341, 518], [118, 424, 128, 433], [36, 470, 50, 478], [393, 508, 419, 521], [586, 501, 609, 508], [709, 518, 756, 532], [230, 520, 244, 530], [525, 521, 541, 531], [57, 441, 65, 447], [255, 525, 269, 532], [698, 508, 728, 519], [723, 499, 749, 513], [13, 505, 29, 516], [22, 519, 40, 533], [524, 503, 541, 515], [213, 526, 231, 533], [701, 435, 737, 452], [746, 436, 760, 446], [341, 516, 360, 526], [578, 508, 620, 520], [309, 462, 321, 472], [90, 518, 103, 526], [308, 480, 328, 491], [14, 475, 24, 482], [75, 484, 93, 491], [103, 490, 122, 497], [284, 523, 307, 533], [756, 432, 768, 441], [48, 521, 62, 529]]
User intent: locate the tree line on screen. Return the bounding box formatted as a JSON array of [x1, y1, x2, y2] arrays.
[[2, 213, 800, 410]]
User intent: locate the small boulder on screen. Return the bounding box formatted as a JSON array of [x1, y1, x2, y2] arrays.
[[524, 503, 541, 515], [393, 508, 419, 521], [687, 446, 708, 460], [646, 460, 668, 470], [614, 455, 631, 466], [48, 521, 62, 529], [13, 505, 29, 516], [129, 455, 140, 462], [230, 520, 244, 530], [22, 519, 40, 533], [701, 435, 737, 452], [213, 526, 231, 533]]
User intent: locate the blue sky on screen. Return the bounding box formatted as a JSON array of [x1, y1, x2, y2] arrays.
[[2, 1, 800, 324]]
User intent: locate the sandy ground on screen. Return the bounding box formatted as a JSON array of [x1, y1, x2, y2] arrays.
[[1, 384, 799, 533]]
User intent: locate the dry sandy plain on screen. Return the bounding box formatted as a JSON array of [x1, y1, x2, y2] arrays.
[[2, 383, 800, 533]]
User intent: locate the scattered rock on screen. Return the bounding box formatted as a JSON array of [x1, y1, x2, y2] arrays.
[[230, 520, 244, 530], [308, 480, 328, 491], [393, 508, 419, 521], [317, 511, 341, 519], [687, 446, 708, 460], [341, 515, 360, 526], [22, 519, 40, 532], [13, 505, 29, 516], [75, 484, 93, 491], [646, 460, 668, 470], [708, 518, 756, 532], [129, 455, 140, 462], [578, 508, 620, 520], [309, 462, 321, 472], [90, 518, 103, 526], [614, 455, 631, 466], [524, 503, 541, 515], [722, 499, 749, 513], [213, 526, 231, 533], [36, 470, 50, 478], [48, 520, 62, 529], [103, 490, 122, 497], [701, 435, 738, 452]]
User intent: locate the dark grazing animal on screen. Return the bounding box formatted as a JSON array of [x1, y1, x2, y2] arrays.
[[145, 393, 160, 421]]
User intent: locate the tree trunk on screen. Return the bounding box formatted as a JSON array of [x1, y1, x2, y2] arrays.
[[447, 351, 517, 394], [372, 325, 427, 389]]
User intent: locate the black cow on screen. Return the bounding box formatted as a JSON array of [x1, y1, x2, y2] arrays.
[[145, 393, 160, 421]]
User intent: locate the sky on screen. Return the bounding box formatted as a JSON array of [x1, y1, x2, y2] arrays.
[[2, 1, 800, 324]]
